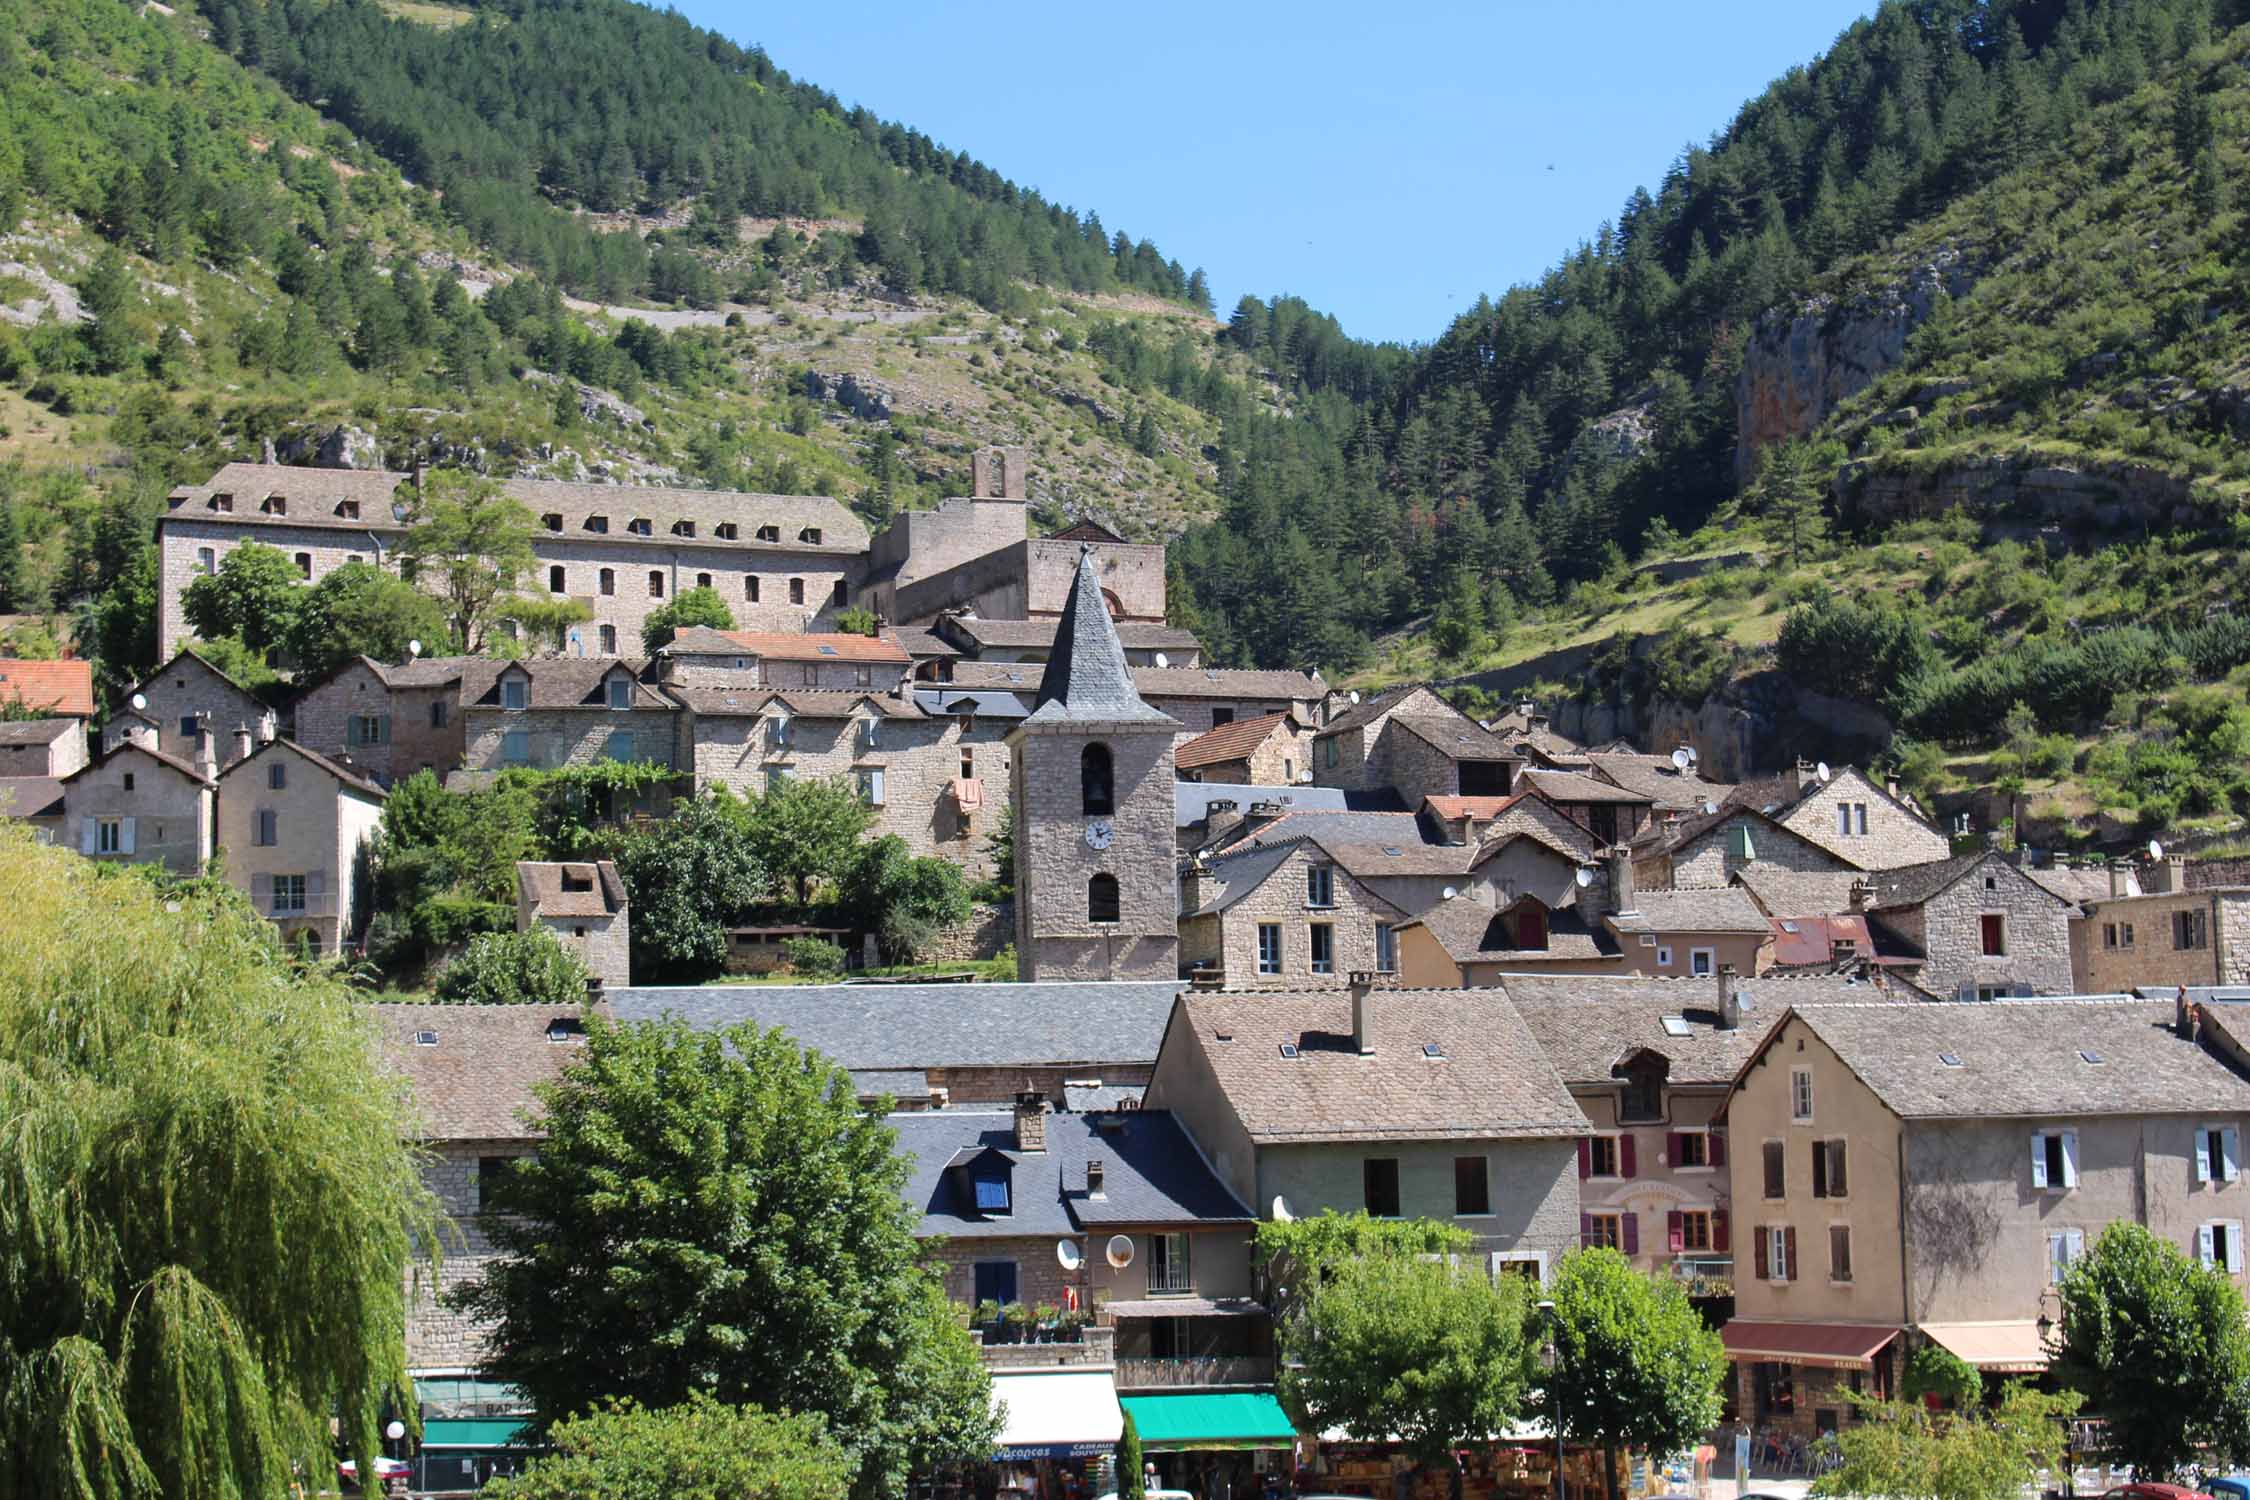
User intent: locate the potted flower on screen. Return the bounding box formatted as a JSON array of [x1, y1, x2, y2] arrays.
[[1032, 1302, 1061, 1341], [973, 1299, 1003, 1338], [1057, 1306, 1089, 1342], [1000, 1301, 1033, 1344]]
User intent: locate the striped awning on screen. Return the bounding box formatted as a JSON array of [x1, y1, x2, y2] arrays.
[[1721, 1320, 1901, 1369]]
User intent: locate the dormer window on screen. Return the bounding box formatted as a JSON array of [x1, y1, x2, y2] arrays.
[[799, 526, 822, 545], [768, 713, 791, 750], [973, 1171, 1011, 1215], [672, 519, 696, 538], [607, 676, 632, 711], [756, 524, 780, 543], [543, 512, 563, 532], [716, 522, 738, 540], [501, 676, 529, 712], [210, 493, 233, 512], [585, 515, 609, 534], [561, 868, 594, 893], [336, 500, 360, 519], [262, 494, 287, 515], [629, 517, 653, 537]]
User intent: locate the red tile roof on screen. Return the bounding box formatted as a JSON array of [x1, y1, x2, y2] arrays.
[[723, 631, 910, 664], [1175, 711, 1296, 771], [0, 659, 93, 717]]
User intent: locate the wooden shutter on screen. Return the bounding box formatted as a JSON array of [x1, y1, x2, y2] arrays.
[[1830, 1140, 1849, 1197], [2201, 1224, 2217, 1266], [1668, 1131, 1686, 1164], [118, 817, 135, 854], [2226, 1128, 2241, 1183], [307, 871, 324, 911], [250, 872, 270, 909], [2030, 1133, 2049, 1190], [1619, 1133, 1637, 1178], [376, 715, 391, 744], [1709, 1132, 1727, 1168], [2061, 1130, 2079, 1188], [1712, 1210, 1729, 1253], [1811, 1139, 1828, 1198], [1577, 1139, 1592, 1180], [2199, 1130, 2214, 1183], [1621, 1212, 1639, 1256], [79, 818, 97, 854], [1667, 1210, 1685, 1253], [1579, 1212, 1594, 1248], [1784, 1226, 1799, 1282], [1753, 1227, 1769, 1280]]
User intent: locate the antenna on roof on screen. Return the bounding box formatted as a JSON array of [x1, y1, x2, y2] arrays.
[[1154, 651, 1169, 668], [2148, 839, 2165, 861], [1670, 747, 1691, 771], [1816, 761, 1832, 783]]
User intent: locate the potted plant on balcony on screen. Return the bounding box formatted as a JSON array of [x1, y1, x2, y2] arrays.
[[1057, 1306, 1090, 1342], [973, 1299, 1003, 1340], [1000, 1301, 1033, 1344], [1032, 1302, 1061, 1342]]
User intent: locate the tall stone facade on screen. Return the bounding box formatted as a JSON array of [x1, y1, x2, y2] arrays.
[[1877, 860, 2074, 998]]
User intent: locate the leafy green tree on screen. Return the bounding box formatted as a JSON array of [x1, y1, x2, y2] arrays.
[[397, 470, 539, 653], [2054, 1221, 2250, 1474], [434, 927, 592, 1006], [190, 632, 283, 691], [0, 500, 30, 613], [736, 776, 877, 906], [498, 594, 595, 654], [284, 561, 453, 677], [642, 584, 735, 653], [456, 1013, 997, 1499], [604, 793, 769, 980], [182, 540, 304, 654], [1428, 566, 1491, 663], [834, 605, 879, 637], [1536, 1249, 1726, 1500], [0, 825, 437, 1495], [78, 246, 138, 373], [1277, 1221, 1533, 1479], [835, 834, 971, 963], [1901, 1344, 1983, 1409], [1812, 1386, 2078, 1500], [484, 1395, 851, 1500]]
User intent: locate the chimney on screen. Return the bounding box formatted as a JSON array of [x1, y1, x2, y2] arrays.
[[2177, 985, 2196, 1040], [583, 975, 604, 1000], [2150, 854, 2188, 895], [1886, 778, 1902, 801], [1848, 879, 1872, 914], [1350, 970, 1377, 1055], [124, 718, 157, 752], [232, 723, 254, 767], [1794, 758, 1817, 792], [193, 724, 216, 780], [257, 712, 277, 744], [261, 435, 278, 464], [1012, 1091, 1048, 1153], [1830, 937, 1857, 968], [998, 445, 1030, 500], [2108, 862, 2130, 899], [1203, 799, 1243, 846], [1086, 1159, 1106, 1198], [1605, 847, 1636, 918], [971, 449, 998, 498], [1717, 964, 1741, 1031]]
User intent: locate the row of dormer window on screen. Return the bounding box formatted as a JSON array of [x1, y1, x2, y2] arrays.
[[205, 492, 363, 521], [546, 566, 836, 608], [543, 513, 822, 546]]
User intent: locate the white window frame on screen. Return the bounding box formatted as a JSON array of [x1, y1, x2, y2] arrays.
[[2031, 1129, 2079, 1192], [1256, 923, 1282, 976], [1374, 922, 1397, 974], [1656, 944, 1674, 968], [1791, 1068, 1814, 1124], [96, 817, 124, 854], [2048, 1228, 2085, 1285], [1689, 947, 1715, 978], [1148, 1231, 1193, 1294], [2200, 1220, 2246, 1274], [2197, 1124, 2242, 1185], [1489, 1249, 1550, 1286], [859, 768, 886, 806], [271, 873, 308, 914], [1767, 1225, 1793, 1284]]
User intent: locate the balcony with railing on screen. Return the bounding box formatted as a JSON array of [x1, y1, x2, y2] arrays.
[[1113, 1355, 1277, 1391], [1669, 1254, 1733, 1295]]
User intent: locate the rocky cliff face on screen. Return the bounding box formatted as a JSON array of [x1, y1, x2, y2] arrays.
[[1734, 247, 1978, 486], [1837, 452, 2227, 533]]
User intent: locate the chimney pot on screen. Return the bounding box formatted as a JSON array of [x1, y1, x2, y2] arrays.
[[1718, 964, 1741, 1031], [1848, 879, 1872, 914], [1013, 1090, 1049, 1153], [1087, 1158, 1106, 1197], [1350, 971, 1377, 1055], [232, 723, 254, 766], [2108, 862, 2129, 899], [2177, 985, 2195, 1040], [1605, 847, 1636, 918]]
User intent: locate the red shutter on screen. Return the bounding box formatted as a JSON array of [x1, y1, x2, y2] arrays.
[[1713, 1210, 1730, 1253], [1709, 1132, 1727, 1168], [1667, 1210, 1685, 1253], [1622, 1212, 1639, 1255], [1670, 1131, 1689, 1165], [1753, 1226, 1769, 1280], [1577, 1138, 1592, 1180], [1619, 1133, 1637, 1178], [1580, 1211, 1594, 1247], [1784, 1225, 1799, 1282]]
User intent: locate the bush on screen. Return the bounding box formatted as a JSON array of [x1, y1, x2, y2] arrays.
[[483, 1394, 850, 1500], [434, 927, 591, 1005], [1777, 598, 1936, 709], [782, 936, 846, 977]]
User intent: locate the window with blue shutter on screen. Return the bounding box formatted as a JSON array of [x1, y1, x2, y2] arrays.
[[604, 731, 635, 762]]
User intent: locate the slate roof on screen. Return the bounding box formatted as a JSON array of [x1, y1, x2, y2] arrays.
[[459, 656, 672, 712], [1314, 684, 1429, 740], [365, 1002, 596, 1141], [517, 860, 627, 918], [0, 658, 94, 717], [852, 1068, 931, 1099], [1392, 714, 1522, 763], [1522, 768, 1654, 805], [1585, 752, 1735, 811], [888, 627, 960, 660], [1175, 784, 1399, 830], [1175, 712, 1298, 772], [892, 1107, 1254, 1240], [669, 685, 922, 719], [913, 687, 1029, 720], [370, 655, 477, 688], [1608, 887, 1771, 935], [719, 631, 911, 664], [1425, 795, 1520, 822], [0, 776, 66, 819], [1183, 840, 1305, 918], [1208, 809, 1432, 856], [1503, 975, 1774, 1086], [0, 717, 78, 745], [945, 662, 1045, 690], [1132, 668, 1323, 702], [1403, 898, 1620, 966], [218, 738, 387, 799], [1025, 547, 1177, 728], [2025, 864, 2131, 905], [66, 737, 216, 787], [166, 463, 869, 553], [1733, 867, 1869, 918], [1864, 852, 2068, 914], [1759, 1001, 2250, 1119], [1316, 840, 1476, 880], [606, 981, 1186, 1070], [1169, 988, 1587, 1143], [941, 616, 1202, 652]]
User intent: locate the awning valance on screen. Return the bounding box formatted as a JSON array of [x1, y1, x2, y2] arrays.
[[1102, 1296, 1264, 1319], [1918, 1321, 2049, 1373], [1120, 1392, 1295, 1452], [1721, 1320, 1901, 1369], [992, 1369, 1123, 1462], [420, 1418, 530, 1449]]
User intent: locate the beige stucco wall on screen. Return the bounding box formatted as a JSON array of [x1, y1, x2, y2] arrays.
[[1574, 1084, 1732, 1280], [216, 745, 384, 953], [1614, 930, 1773, 978], [1256, 1137, 1583, 1276], [65, 751, 213, 874], [2073, 890, 2250, 992], [1396, 923, 1466, 988], [0, 722, 87, 778]]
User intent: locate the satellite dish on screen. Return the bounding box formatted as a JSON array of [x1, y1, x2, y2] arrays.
[[1671, 747, 1691, 771], [1702, 800, 1719, 815], [1105, 1234, 1135, 1269], [391, 500, 412, 524], [2148, 839, 2165, 861], [1816, 761, 1832, 783], [1685, 746, 1699, 763], [130, 692, 147, 712], [1348, 690, 1361, 704], [1057, 1240, 1083, 1272], [1271, 1194, 1296, 1222], [1154, 652, 1170, 668], [408, 638, 423, 658], [1441, 886, 1459, 901], [1575, 866, 1595, 888]]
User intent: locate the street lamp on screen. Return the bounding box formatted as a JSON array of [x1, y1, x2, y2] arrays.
[[1537, 1300, 1563, 1500]]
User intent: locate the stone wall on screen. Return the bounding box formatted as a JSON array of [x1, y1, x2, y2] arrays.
[[918, 900, 1014, 965], [924, 1233, 1084, 1312], [528, 910, 631, 988], [1661, 815, 1856, 891], [1899, 861, 2073, 998], [113, 649, 273, 764], [1373, 720, 1471, 805], [1024, 539, 1167, 620], [1013, 722, 1177, 981], [290, 659, 459, 786], [462, 707, 681, 772], [159, 518, 387, 660], [1776, 770, 1948, 871], [406, 1143, 529, 1369], [0, 722, 86, 777], [1183, 844, 1407, 988], [927, 1062, 1153, 1108]]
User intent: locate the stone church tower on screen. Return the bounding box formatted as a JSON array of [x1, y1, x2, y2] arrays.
[[1009, 545, 1180, 982]]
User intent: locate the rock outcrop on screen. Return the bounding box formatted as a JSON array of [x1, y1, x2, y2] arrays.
[[277, 423, 382, 470], [1734, 247, 1978, 485], [801, 369, 894, 422], [1837, 453, 2225, 533]]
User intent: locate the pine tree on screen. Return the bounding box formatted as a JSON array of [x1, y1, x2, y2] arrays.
[[0, 501, 27, 614], [276, 297, 326, 377]]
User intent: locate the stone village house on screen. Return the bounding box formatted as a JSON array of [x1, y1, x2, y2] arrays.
[[216, 739, 387, 954], [103, 647, 276, 766], [515, 859, 631, 989], [291, 655, 473, 786], [61, 733, 216, 876], [1311, 686, 1522, 803], [2068, 855, 2250, 993]]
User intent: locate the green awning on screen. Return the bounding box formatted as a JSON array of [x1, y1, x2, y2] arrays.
[[1119, 1393, 1295, 1451], [420, 1418, 531, 1449]]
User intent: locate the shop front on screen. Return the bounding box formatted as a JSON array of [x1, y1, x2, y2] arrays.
[[1119, 1392, 1297, 1500], [984, 1369, 1126, 1500], [1720, 1320, 1901, 1444], [1304, 1423, 1624, 1500]]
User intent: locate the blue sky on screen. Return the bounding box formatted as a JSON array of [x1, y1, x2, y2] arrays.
[[675, 1, 1876, 344]]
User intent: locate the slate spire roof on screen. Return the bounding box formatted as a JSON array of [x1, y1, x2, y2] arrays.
[[1026, 544, 1176, 726]]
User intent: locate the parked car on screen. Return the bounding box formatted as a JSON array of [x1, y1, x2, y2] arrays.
[[2202, 1478, 2250, 1500], [1093, 1490, 1194, 1500], [2101, 1485, 2215, 1500]]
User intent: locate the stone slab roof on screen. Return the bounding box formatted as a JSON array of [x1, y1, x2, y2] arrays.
[[669, 685, 922, 719], [1172, 988, 1587, 1143], [69, 737, 216, 787], [1865, 851, 2068, 914], [892, 1108, 1253, 1240], [607, 981, 1187, 1070], [888, 627, 959, 660], [942, 616, 1201, 651], [0, 776, 66, 818], [1392, 714, 1522, 763], [1733, 867, 1869, 918], [166, 463, 869, 553], [1314, 839, 1476, 880], [459, 656, 671, 712], [1315, 684, 1426, 740], [1175, 712, 1297, 772], [1522, 768, 1654, 805], [2025, 864, 2133, 905], [720, 631, 911, 664], [1424, 794, 1518, 821], [1403, 898, 1620, 966], [1175, 784, 1400, 830], [365, 1002, 595, 1142], [1132, 668, 1323, 701], [218, 738, 387, 799], [1608, 887, 1772, 935], [1764, 1001, 2250, 1119], [1585, 752, 1735, 811], [913, 686, 1029, 720], [1503, 976, 1771, 1087], [1208, 808, 1433, 856], [1025, 547, 1177, 727], [0, 658, 93, 717], [0, 717, 78, 745], [517, 859, 627, 918]]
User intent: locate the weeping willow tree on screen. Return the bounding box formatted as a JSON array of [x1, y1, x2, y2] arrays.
[[0, 827, 441, 1499]]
